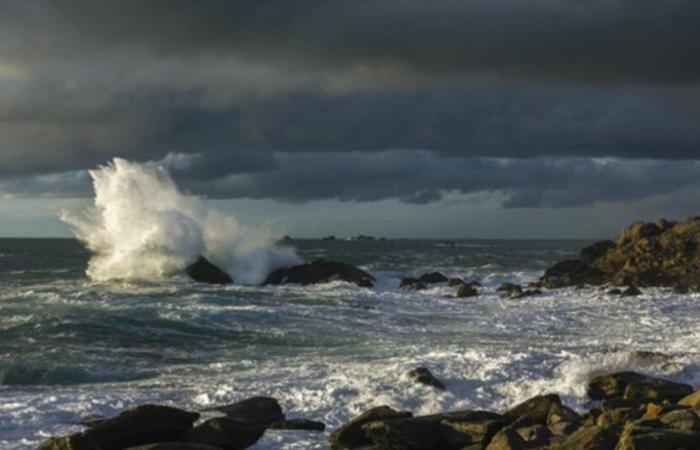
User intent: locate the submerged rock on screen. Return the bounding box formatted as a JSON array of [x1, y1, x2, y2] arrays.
[[263, 259, 375, 288], [185, 256, 233, 285], [407, 367, 446, 390], [541, 216, 700, 288]]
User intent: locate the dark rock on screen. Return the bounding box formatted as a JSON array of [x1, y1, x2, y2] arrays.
[[547, 403, 581, 436], [541, 217, 700, 289], [587, 372, 652, 400], [548, 424, 620, 450], [497, 282, 522, 293], [419, 272, 449, 283], [623, 378, 693, 403], [607, 288, 622, 295], [78, 414, 106, 428], [504, 394, 562, 424], [508, 289, 542, 299], [621, 286, 642, 297], [125, 444, 223, 450], [186, 257, 233, 285], [184, 418, 265, 450], [205, 397, 283, 426], [354, 235, 376, 241], [678, 388, 700, 409], [407, 367, 446, 390], [268, 419, 326, 431], [456, 284, 479, 298], [399, 277, 427, 290], [440, 412, 509, 449], [362, 416, 443, 450], [322, 235, 336, 241], [40, 405, 199, 450], [448, 277, 466, 287], [263, 259, 375, 288], [329, 406, 412, 449], [615, 422, 700, 450], [484, 427, 530, 450]]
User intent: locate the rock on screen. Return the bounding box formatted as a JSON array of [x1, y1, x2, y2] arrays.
[[587, 398, 649, 427], [263, 259, 375, 288], [497, 282, 522, 294], [354, 235, 376, 241], [547, 403, 581, 436], [184, 418, 265, 449], [322, 235, 336, 241], [439, 411, 508, 448], [655, 408, 700, 432], [484, 427, 529, 450], [456, 284, 479, 298], [607, 288, 622, 295], [399, 277, 427, 290], [679, 388, 700, 409], [186, 257, 233, 285], [623, 377, 693, 403], [515, 423, 551, 443], [125, 444, 223, 450], [328, 406, 412, 449], [419, 272, 448, 283], [205, 397, 284, 425], [621, 286, 642, 297], [615, 422, 700, 450], [40, 405, 200, 450], [548, 424, 620, 450], [508, 289, 542, 299], [504, 394, 562, 424], [78, 414, 106, 428], [268, 419, 326, 431], [407, 367, 446, 390], [361, 416, 443, 450], [541, 217, 700, 289], [448, 277, 466, 287], [587, 372, 652, 400]]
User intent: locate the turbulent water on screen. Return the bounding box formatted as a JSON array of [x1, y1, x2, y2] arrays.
[[2, 238, 700, 449]]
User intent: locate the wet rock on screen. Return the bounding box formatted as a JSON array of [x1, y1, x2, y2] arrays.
[[615, 422, 700, 450], [548, 424, 620, 450], [40, 405, 200, 450], [541, 217, 700, 288], [186, 256, 233, 285], [205, 397, 284, 426], [439, 411, 508, 448], [655, 408, 700, 432], [508, 288, 542, 299], [418, 272, 448, 283], [362, 416, 443, 450], [329, 406, 412, 449], [484, 427, 530, 450], [184, 418, 265, 449], [125, 444, 223, 450], [497, 282, 522, 294], [456, 284, 479, 298], [623, 377, 693, 403], [78, 414, 106, 428], [407, 367, 446, 390], [449, 277, 466, 287], [268, 418, 326, 431], [678, 388, 700, 409], [621, 286, 642, 297], [547, 403, 581, 436], [399, 277, 427, 290], [587, 371, 652, 400], [264, 259, 375, 288], [504, 394, 562, 424], [607, 288, 622, 295]]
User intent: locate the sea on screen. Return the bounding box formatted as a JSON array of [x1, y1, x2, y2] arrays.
[[1, 237, 699, 449]]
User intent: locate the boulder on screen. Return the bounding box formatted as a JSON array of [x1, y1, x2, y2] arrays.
[[328, 406, 412, 449], [39, 405, 199, 450], [541, 217, 700, 288], [263, 259, 375, 288], [449, 277, 466, 287], [679, 388, 700, 409], [615, 422, 700, 450], [407, 367, 446, 390], [125, 444, 223, 450], [268, 419, 326, 431], [504, 394, 562, 424], [361, 416, 443, 450], [399, 277, 427, 290], [547, 403, 581, 436], [456, 284, 479, 298], [548, 424, 620, 450], [186, 257, 233, 285], [439, 411, 508, 448], [204, 397, 283, 426], [419, 272, 448, 283], [621, 286, 642, 297], [587, 372, 651, 400], [623, 378, 693, 403], [184, 418, 265, 450]]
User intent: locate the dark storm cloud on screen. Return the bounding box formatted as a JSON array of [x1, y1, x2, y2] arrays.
[[1, 0, 699, 207]]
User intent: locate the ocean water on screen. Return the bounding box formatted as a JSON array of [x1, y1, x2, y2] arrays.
[[1, 238, 699, 449]]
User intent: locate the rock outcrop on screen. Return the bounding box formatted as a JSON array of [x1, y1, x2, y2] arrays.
[[185, 257, 233, 285], [541, 217, 700, 289], [263, 259, 375, 288]]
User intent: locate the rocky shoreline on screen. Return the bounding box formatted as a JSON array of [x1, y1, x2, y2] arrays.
[[40, 370, 700, 449]]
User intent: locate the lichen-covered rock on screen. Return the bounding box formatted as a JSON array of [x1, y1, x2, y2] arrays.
[[541, 217, 700, 288], [547, 403, 581, 436], [407, 367, 446, 390], [548, 424, 620, 450], [615, 422, 700, 450], [504, 394, 562, 424], [587, 372, 651, 400], [679, 389, 700, 409], [329, 406, 412, 449], [623, 377, 693, 403], [439, 411, 508, 448], [264, 259, 375, 288]]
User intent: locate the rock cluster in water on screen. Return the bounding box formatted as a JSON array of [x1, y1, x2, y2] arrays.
[[541, 217, 700, 290], [39, 371, 700, 449], [263, 259, 375, 288]]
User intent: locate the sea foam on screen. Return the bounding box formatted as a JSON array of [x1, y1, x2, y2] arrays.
[[61, 158, 299, 284]]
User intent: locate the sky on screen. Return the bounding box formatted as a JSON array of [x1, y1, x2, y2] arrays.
[[1, 0, 700, 238]]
